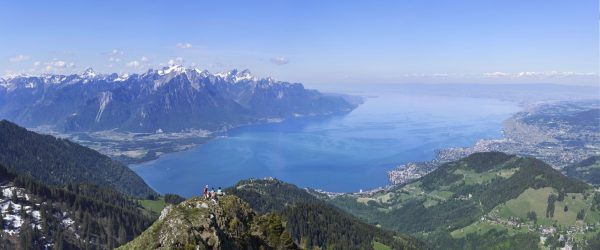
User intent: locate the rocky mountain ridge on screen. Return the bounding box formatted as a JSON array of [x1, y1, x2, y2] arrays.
[[0, 66, 360, 133], [118, 195, 297, 250]]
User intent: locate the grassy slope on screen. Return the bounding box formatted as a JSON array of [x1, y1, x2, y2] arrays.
[[138, 198, 167, 217], [373, 241, 392, 250], [328, 152, 599, 249]]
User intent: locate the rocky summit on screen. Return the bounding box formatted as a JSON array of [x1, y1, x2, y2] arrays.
[[118, 195, 297, 250]]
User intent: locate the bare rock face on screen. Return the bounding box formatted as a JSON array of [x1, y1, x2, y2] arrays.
[[119, 195, 297, 250]]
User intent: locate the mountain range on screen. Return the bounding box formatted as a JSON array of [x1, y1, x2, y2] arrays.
[[0, 66, 360, 133]]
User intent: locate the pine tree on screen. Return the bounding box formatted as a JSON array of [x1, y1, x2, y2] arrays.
[[11, 189, 17, 203], [54, 229, 64, 250], [107, 216, 114, 249], [20, 224, 33, 250], [118, 225, 127, 244]]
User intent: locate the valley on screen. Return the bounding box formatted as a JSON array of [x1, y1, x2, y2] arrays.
[[0, 66, 360, 164]]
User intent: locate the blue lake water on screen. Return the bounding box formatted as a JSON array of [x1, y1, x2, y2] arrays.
[[131, 90, 521, 197]]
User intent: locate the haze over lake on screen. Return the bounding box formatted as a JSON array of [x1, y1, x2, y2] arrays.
[[131, 86, 521, 197]]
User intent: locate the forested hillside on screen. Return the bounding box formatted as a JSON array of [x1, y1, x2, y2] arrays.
[[329, 152, 600, 249], [0, 120, 155, 197], [227, 178, 425, 250], [0, 163, 154, 249], [564, 156, 600, 186]]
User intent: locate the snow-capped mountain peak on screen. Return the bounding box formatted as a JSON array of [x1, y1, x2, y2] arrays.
[[114, 73, 130, 82], [0, 67, 358, 133], [158, 64, 186, 76], [215, 69, 256, 82], [193, 68, 210, 77], [81, 68, 98, 78]]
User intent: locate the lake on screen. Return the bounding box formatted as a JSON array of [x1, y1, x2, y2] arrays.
[[130, 88, 521, 197]]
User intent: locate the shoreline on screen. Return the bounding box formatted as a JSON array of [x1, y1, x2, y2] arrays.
[[385, 99, 600, 190], [128, 94, 525, 195], [127, 110, 357, 166], [28, 109, 359, 166]]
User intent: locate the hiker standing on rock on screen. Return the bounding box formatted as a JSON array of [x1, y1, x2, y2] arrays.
[[203, 185, 209, 199], [210, 188, 218, 203]]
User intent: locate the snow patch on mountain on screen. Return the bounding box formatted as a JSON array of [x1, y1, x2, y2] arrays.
[[215, 69, 256, 83], [158, 65, 186, 76], [95, 91, 113, 122], [25, 82, 36, 89], [0, 184, 42, 235], [114, 73, 130, 82]]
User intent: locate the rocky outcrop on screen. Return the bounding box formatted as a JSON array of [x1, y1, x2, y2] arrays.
[[119, 195, 297, 250]]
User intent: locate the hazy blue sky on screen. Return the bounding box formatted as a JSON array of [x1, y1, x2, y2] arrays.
[[0, 0, 598, 85]]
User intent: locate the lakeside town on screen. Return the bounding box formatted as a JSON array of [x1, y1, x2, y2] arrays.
[[388, 101, 600, 185]]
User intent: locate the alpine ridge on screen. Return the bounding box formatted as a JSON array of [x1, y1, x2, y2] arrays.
[[0, 66, 360, 133]]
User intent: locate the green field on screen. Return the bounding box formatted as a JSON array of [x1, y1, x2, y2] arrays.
[[373, 241, 392, 250], [139, 198, 167, 216], [494, 187, 597, 227], [450, 186, 600, 243], [451, 222, 507, 238]]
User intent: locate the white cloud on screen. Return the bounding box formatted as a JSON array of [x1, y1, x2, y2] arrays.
[[484, 71, 597, 78], [177, 42, 193, 49], [104, 49, 124, 63], [402, 71, 597, 79], [53, 60, 67, 68], [167, 57, 184, 66], [51, 60, 75, 68], [126, 60, 141, 68], [402, 73, 463, 78], [109, 49, 124, 55], [9, 54, 30, 63], [484, 72, 510, 78], [270, 57, 289, 65], [41, 60, 76, 72], [33, 61, 41, 66], [125, 56, 151, 69]]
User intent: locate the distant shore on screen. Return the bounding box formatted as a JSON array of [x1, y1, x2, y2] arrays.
[[387, 100, 600, 187]]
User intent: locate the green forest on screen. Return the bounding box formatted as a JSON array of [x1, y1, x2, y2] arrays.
[[0, 163, 154, 249], [0, 120, 155, 197], [227, 178, 424, 250]]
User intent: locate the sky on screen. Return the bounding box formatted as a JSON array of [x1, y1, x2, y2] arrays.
[[0, 0, 598, 86]]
